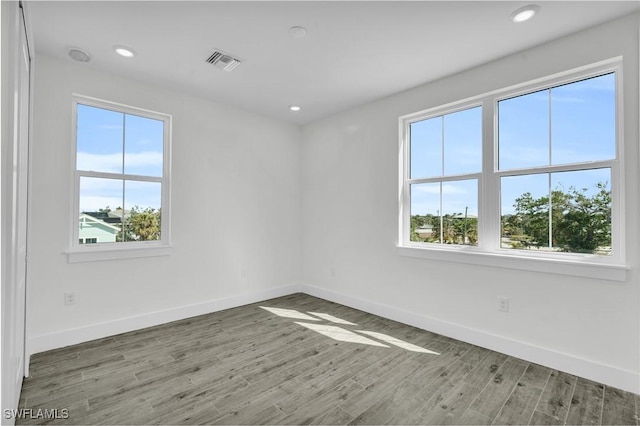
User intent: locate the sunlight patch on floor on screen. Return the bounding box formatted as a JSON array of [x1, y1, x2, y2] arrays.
[[307, 312, 357, 325], [295, 322, 389, 347], [261, 305, 439, 354], [259, 306, 320, 321], [356, 330, 440, 354]]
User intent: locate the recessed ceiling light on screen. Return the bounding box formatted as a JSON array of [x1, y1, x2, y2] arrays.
[[289, 26, 307, 39], [68, 48, 90, 62], [511, 5, 540, 23], [113, 45, 136, 58], [289, 105, 301, 112]]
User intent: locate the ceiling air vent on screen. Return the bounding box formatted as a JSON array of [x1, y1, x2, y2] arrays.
[[205, 49, 242, 72]]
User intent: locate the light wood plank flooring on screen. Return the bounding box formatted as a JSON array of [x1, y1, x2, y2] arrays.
[[18, 293, 639, 425]]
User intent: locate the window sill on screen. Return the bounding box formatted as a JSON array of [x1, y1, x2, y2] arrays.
[[396, 245, 627, 282], [66, 244, 172, 263]]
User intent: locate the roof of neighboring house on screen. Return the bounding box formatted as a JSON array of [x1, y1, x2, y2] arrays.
[[451, 213, 478, 219], [79, 213, 122, 233], [82, 209, 130, 224]]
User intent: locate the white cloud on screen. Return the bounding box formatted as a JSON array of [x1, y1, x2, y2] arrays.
[[77, 151, 162, 174], [413, 182, 470, 195], [80, 177, 122, 192], [79, 195, 122, 212], [79, 172, 162, 212], [442, 182, 472, 195], [124, 151, 163, 170], [413, 184, 439, 195], [77, 152, 122, 173]]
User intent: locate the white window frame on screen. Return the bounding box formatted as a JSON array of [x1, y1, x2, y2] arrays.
[[398, 58, 627, 281], [404, 102, 483, 246], [67, 95, 172, 263]]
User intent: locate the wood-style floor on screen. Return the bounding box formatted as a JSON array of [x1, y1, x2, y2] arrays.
[[18, 293, 639, 425]]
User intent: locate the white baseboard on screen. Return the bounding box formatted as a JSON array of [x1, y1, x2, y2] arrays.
[[301, 284, 640, 395], [26, 284, 301, 369]]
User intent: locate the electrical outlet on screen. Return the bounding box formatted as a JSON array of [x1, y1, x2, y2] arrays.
[[498, 297, 509, 312], [64, 292, 76, 305]]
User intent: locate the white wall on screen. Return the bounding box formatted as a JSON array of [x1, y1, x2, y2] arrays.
[[301, 13, 640, 393], [27, 54, 302, 355]]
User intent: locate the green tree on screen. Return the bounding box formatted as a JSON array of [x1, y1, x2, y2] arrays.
[[128, 206, 161, 241], [442, 214, 478, 245], [509, 191, 553, 249], [507, 182, 611, 253], [115, 206, 161, 242], [552, 182, 611, 253]]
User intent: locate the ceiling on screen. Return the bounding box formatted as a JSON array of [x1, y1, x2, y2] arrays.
[[26, 1, 639, 125]]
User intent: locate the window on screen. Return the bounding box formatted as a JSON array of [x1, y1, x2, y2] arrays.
[[498, 73, 615, 255], [409, 106, 481, 245], [399, 60, 624, 276], [70, 95, 171, 261]]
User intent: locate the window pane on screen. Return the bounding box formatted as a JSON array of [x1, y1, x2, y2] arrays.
[[551, 74, 615, 165], [410, 180, 478, 245], [123, 181, 162, 242], [410, 183, 440, 243], [498, 90, 549, 170], [501, 174, 549, 250], [79, 176, 123, 214], [124, 114, 164, 177], [443, 107, 482, 175], [442, 179, 478, 245], [410, 117, 441, 178], [501, 169, 611, 255], [76, 104, 124, 173], [550, 169, 611, 255], [79, 177, 123, 244]]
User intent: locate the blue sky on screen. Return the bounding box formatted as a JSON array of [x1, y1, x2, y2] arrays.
[[410, 106, 482, 179], [77, 73, 614, 218], [77, 104, 163, 212], [410, 73, 615, 218]]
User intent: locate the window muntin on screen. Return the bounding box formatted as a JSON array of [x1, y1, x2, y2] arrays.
[[408, 106, 481, 246], [73, 96, 170, 251], [401, 62, 621, 264]]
